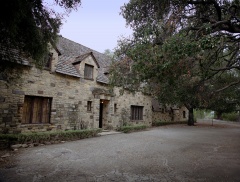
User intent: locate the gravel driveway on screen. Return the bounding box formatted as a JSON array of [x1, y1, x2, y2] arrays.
[[1, 120, 240, 182]]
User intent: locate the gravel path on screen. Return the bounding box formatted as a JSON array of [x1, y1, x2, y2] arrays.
[[1, 120, 240, 182]]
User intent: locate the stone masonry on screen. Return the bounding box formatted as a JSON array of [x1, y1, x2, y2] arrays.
[[0, 37, 188, 134]]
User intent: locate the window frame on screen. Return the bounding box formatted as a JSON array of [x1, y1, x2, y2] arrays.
[[84, 64, 94, 80], [131, 105, 144, 120], [114, 103, 117, 114], [87, 101, 92, 111], [183, 111, 186, 118], [22, 96, 52, 124]]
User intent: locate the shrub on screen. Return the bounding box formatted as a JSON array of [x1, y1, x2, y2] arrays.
[[152, 120, 188, 127], [0, 128, 102, 147], [222, 112, 239, 122], [117, 124, 147, 133]]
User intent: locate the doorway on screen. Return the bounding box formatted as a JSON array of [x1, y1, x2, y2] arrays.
[[99, 102, 103, 128], [99, 99, 109, 128]]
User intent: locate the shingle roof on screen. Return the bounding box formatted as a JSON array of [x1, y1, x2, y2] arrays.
[[0, 47, 31, 66], [56, 55, 82, 78], [56, 36, 111, 83]]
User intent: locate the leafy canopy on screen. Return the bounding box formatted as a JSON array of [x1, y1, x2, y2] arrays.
[[110, 0, 240, 125], [0, 0, 81, 66]]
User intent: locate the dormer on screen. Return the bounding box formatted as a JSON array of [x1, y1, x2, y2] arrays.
[[72, 52, 100, 81]]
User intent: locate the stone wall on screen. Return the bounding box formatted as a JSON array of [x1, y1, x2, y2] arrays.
[[152, 107, 189, 123], [0, 48, 153, 134], [0, 44, 189, 134], [110, 88, 153, 128]]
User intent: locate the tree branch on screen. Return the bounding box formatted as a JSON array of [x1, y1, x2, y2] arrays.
[[213, 80, 240, 94]]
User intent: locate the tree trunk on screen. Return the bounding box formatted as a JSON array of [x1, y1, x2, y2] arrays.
[[238, 111, 240, 122], [216, 111, 223, 120], [188, 107, 194, 126]]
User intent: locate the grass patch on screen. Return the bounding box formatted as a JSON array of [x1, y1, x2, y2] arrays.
[[152, 121, 188, 127], [0, 128, 102, 147], [117, 125, 147, 133]]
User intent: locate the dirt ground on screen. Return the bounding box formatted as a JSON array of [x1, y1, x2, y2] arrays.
[[0, 120, 240, 182]]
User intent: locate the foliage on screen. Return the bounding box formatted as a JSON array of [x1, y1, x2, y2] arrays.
[[207, 74, 240, 116], [152, 121, 188, 127], [0, 0, 81, 67], [194, 109, 214, 119], [0, 128, 101, 146], [116, 124, 147, 133], [110, 0, 240, 126], [103, 49, 114, 59], [222, 112, 239, 121]]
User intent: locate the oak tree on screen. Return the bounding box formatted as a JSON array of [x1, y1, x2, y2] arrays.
[[110, 0, 240, 125]]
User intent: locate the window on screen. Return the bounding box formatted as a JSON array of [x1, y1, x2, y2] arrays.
[[114, 103, 117, 113], [131, 105, 143, 120], [84, 64, 94, 79], [44, 53, 53, 69], [87, 101, 92, 111], [22, 96, 52, 124], [183, 111, 186, 118]]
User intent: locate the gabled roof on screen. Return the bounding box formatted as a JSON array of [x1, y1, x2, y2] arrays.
[[72, 52, 100, 68], [56, 36, 111, 83]]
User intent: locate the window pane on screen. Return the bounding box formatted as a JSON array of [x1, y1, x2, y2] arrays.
[[84, 64, 93, 79], [44, 53, 52, 69], [87, 101, 92, 111]]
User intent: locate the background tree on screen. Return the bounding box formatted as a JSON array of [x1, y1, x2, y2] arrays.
[[0, 0, 81, 67], [207, 71, 240, 119], [110, 0, 240, 125], [103, 49, 114, 59]]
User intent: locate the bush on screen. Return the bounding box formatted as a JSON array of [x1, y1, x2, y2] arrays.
[[222, 112, 239, 122], [0, 128, 102, 147], [152, 121, 188, 127], [117, 125, 147, 133]]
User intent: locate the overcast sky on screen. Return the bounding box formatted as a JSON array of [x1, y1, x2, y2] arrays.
[[57, 0, 132, 53]]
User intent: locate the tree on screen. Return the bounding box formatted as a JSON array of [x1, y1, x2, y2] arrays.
[[207, 71, 240, 119], [103, 49, 114, 59], [110, 0, 240, 125], [0, 0, 81, 67]]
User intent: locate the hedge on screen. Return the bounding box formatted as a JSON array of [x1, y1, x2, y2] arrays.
[[0, 128, 102, 147]]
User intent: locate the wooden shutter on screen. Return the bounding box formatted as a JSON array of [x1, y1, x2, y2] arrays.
[[22, 96, 32, 123], [32, 97, 42, 123], [22, 96, 52, 124], [131, 106, 143, 120], [42, 98, 51, 123]]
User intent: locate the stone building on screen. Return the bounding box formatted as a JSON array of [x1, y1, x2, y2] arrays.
[[0, 36, 188, 133]]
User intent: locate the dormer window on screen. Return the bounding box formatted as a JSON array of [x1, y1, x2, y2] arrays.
[[44, 53, 53, 70], [84, 64, 94, 79]]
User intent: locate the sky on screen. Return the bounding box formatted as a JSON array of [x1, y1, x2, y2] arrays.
[[56, 0, 132, 53]]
